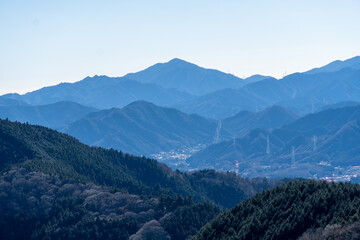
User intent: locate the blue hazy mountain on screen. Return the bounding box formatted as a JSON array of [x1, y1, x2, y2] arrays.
[[64, 101, 225, 156], [175, 66, 360, 118], [277, 104, 360, 139], [63, 102, 297, 158], [187, 105, 360, 177], [305, 56, 360, 74], [221, 105, 299, 137], [0, 96, 28, 106], [4, 56, 359, 119], [0, 101, 97, 129], [243, 74, 276, 84], [2, 76, 195, 109], [317, 101, 359, 112], [124, 58, 246, 95]]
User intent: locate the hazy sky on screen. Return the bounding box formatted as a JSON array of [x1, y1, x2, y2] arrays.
[[1, 0, 360, 95]]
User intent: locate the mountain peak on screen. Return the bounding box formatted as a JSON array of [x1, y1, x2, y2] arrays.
[[305, 56, 360, 74], [168, 57, 187, 63], [124, 58, 244, 95], [123, 100, 157, 109], [166, 58, 195, 67]]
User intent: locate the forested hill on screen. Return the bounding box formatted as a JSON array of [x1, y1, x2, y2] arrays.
[[192, 181, 360, 240], [0, 118, 288, 207], [0, 118, 296, 239]]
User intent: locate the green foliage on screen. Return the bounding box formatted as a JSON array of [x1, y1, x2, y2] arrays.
[[162, 201, 221, 240], [0, 119, 297, 240], [0, 197, 139, 240], [0, 119, 285, 209], [192, 181, 360, 240]]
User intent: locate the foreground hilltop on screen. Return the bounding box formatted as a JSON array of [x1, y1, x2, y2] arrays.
[[0, 119, 288, 239], [192, 181, 360, 240]]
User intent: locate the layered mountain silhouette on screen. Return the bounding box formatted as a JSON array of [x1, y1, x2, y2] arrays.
[[305, 56, 360, 74], [63, 102, 299, 157], [221, 105, 299, 137], [1, 55, 360, 175], [175, 67, 360, 118], [2, 56, 360, 239], [187, 105, 360, 177], [0, 101, 97, 129], [3, 56, 359, 120], [64, 101, 223, 155], [125, 58, 246, 95], [317, 100, 359, 112], [243, 74, 276, 84], [0, 96, 28, 106], [3, 76, 195, 108]]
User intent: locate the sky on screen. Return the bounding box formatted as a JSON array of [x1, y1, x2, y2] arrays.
[[0, 0, 360, 95]]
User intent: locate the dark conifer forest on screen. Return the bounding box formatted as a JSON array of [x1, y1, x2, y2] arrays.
[[0, 119, 290, 239]]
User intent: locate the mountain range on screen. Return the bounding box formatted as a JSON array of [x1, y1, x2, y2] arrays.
[[1, 55, 360, 175], [3, 75, 195, 109], [124, 58, 246, 95], [187, 104, 360, 178], [2, 56, 360, 239], [62, 102, 299, 159], [63, 101, 222, 155], [220, 105, 298, 137], [0, 118, 289, 239], [305, 55, 360, 74], [0, 101, 97, 129], [175, 66, 360, 118], [2, 58, 256, 109], [3, 56, 360, 120], [0, 96, 27, 106]]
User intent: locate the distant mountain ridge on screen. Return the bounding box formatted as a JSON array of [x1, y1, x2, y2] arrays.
[[221, 105, 299, 137], [64, 101, 222, 156], [316, 101, 359, 112], [0, 101, 97, 129], [187, 105, 360, 177], [125, 58, 246, 95], [175, 67, 360, 118], [0, 96, 28, 106], [305, 56, 360, 74], [3, 56, 359, 120], [243, 74, 277, 84], [63, 101, 299, 158], [3, 76, 195, 109]]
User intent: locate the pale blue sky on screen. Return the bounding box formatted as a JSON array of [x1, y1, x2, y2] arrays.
[[1, 0, 359, 95]]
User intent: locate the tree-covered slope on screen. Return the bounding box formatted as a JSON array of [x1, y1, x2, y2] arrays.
[[0, 118, 287, 207], [192, 181, 360, 240], [0, 119, 294, 239], [0, 169, 220, 240]]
